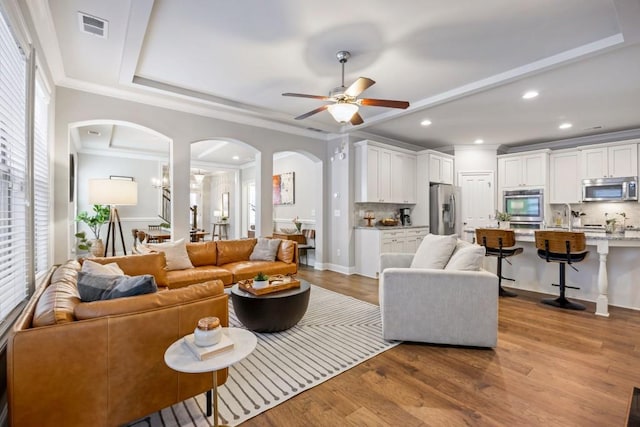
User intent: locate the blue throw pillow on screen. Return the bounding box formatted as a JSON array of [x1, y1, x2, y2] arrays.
[[77, 272, 158, 302]]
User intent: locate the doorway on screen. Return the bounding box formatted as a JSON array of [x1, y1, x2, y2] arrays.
[[458, 171, 495, 230]]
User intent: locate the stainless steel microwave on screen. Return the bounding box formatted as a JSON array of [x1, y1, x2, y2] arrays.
[[582, 176, 638, 202]]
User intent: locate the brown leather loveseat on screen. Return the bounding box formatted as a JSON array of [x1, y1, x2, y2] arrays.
[[7, 259, 229, 427]]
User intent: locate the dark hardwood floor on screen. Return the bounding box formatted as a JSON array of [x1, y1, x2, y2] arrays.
[[239, 266, 640, 426]]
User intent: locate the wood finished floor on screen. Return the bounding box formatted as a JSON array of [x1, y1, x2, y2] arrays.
[[239, 266, 640, 426]]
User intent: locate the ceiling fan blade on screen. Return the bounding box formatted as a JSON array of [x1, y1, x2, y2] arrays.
[[282, 93, 330, 100], [350, 112, 364, 126], [359, 98, 410, 109], [344, 77, 375, 97], [294, 105, 329, 120]]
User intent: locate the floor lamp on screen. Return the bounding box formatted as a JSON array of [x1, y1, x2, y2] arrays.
[[89, 178, 138, 257]]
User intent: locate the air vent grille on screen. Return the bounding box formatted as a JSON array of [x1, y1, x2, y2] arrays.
[[78, 12, 108, 39], [305, 127, 327, 133]]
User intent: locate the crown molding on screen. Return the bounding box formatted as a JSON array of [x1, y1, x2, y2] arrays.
[[504, 128, 640, 153]]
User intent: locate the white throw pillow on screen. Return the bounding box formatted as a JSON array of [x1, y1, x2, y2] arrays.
[[445, 242, 485, 271], [410, 234, 458, 269], [81, 259, 125, 276], [146, 238, 194, 271], [250, 238, 281, 261]]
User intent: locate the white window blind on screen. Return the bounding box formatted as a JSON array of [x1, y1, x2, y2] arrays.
[[34, 78, 49, 275], [0, 11, 27, 320]]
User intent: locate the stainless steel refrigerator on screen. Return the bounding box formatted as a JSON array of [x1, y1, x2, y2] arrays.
[[430, 184, 462, 235]]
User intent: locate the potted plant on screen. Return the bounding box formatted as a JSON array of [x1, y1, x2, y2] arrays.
[[292, 216, 302, 233], [495, 211, 511, 229], [571, 210, 586, 228], [253, 272, 269, 289], [75, 204, 110, 256], [606, 212, 628, 234]]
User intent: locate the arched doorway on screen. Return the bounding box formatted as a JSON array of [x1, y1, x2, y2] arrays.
[[68, 120, 171, 257]]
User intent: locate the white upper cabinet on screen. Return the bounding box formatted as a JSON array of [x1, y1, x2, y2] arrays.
[[355, 140, 417, 203], [580, 143, 638, 179], [392, 152, 417, 203], [498, 151, 548, 189], [549, 150, 581, 203], [429, 153, 454, 184]]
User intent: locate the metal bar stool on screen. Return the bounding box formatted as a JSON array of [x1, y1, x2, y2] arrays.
[[475, 228, 523, 297], [534, 230, 589, 310]]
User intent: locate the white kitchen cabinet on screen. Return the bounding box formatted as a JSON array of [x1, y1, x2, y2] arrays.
[[498, 151, 548, 189], [355, 227, 429, 278], [392, 152, 417, 203], [549, 150, 581, 203], [355, 140, 416, 203], [429, 153, 454, 184], [580, 143, 638, 179]]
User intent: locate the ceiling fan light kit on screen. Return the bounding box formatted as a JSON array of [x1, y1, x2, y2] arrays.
[[328, 103, 359, 123], [283, 50, 409, 125]]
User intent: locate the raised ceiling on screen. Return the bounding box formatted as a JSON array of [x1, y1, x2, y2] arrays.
[[31, 0, 640, 153]]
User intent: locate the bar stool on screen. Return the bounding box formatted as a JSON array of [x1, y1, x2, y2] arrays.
[[475, 228, 523, 297], [534, 230, 589, 311]]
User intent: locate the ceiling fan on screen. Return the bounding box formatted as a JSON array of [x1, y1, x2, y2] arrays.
[[282, 51, 410, 125]]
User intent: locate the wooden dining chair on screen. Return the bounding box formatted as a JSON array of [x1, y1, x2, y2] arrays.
[[298, 229, 316, 266], [147, 224, 162, 243]]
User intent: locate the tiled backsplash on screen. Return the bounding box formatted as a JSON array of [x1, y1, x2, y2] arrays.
[[550, 201, 640, 228], [354, 203, 414, 227]]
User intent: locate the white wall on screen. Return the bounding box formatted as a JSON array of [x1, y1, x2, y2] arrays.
[[454, 145, 498, 176], [75, 153, 165, 253], [273, 152, 318, 231], [54, 88, 326, 263]]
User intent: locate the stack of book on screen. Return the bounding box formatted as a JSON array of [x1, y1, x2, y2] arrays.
[[182, 333, 234, 360]]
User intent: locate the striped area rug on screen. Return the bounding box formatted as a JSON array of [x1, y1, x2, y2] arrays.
[[127, 284, 399, 426]]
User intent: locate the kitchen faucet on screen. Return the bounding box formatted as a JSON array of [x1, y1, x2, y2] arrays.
[[564, 203, 573, 231]]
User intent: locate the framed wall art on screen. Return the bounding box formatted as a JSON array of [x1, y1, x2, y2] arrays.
[[273, 172, 295, 205]]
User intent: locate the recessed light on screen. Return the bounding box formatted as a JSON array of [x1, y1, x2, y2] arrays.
[[522, 90, 539, 100], [232, 155, 240, 160], [559, 122, 573, 130], [420, 119, 432, 127], [474, 139, 484, 144], [87, 130, 101, 136]]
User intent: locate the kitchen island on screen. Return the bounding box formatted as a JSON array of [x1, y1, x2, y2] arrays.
[[464, 227, 640, 316]]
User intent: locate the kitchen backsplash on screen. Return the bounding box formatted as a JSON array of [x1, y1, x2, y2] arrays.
[[550, 201, 640, 228], [354, 203, 415, 227]]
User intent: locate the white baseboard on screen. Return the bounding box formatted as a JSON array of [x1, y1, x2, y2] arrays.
[[322, 263, 357, 275]]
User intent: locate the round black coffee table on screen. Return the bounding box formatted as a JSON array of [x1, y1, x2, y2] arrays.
[[230, 280, 310, 332]]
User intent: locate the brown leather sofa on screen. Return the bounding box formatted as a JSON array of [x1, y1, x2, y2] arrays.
[[92, 238, 299, 289], [7, 259, 229, 427]]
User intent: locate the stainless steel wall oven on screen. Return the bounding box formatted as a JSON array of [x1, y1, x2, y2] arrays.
[[503, 189, 544, 226]]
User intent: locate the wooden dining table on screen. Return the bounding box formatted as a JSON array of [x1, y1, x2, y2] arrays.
[[145, 229, 210, 243]]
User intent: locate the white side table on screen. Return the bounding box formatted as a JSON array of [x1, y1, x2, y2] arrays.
[[164, 327, 257, 427]]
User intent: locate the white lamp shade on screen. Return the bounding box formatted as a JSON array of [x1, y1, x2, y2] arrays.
[[194, 173, 205, 184], [328, 103, 358, 123], [89, 179, 138, 206]]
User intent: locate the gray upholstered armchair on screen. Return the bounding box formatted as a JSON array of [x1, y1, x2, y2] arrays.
[[379, 252, 499, 348]]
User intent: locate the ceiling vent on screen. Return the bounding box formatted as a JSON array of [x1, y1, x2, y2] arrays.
[[78, 12, 108, 39]]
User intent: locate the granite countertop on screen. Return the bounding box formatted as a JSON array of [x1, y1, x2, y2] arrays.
[[354, 224, 429, 230], [463, 227, 640, 241]]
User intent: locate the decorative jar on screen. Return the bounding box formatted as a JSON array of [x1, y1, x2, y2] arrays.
[[194, 317, 222, 347]]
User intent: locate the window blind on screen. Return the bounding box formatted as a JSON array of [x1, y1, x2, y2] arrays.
[[33, 78, 49, 275], [0, 11, 27, 320]]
